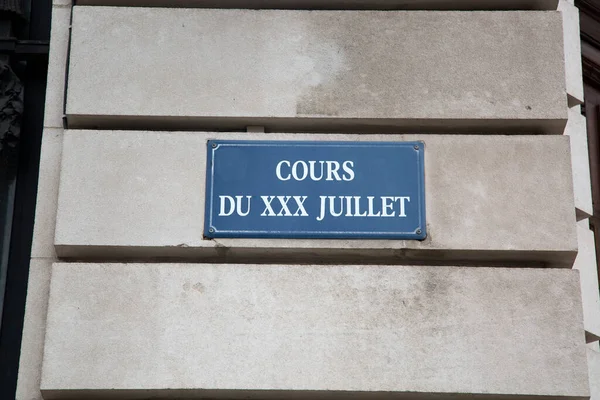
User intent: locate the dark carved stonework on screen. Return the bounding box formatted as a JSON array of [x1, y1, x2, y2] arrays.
[[0, 61, 22, 168]]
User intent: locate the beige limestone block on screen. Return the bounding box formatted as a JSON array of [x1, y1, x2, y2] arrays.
[[588, 348, 600, 400], [66, 8, 567, 134], [54, 131, 577, 266], [574, 219, 600, 341], [74, 0, 560, 10], [44, 6, 70, 128], [558, 0, 584, 106], [15, 259, 54, 400], [565, 106, 593, 220], [30, 129, 63, 258], [40, 263, 589, 399]]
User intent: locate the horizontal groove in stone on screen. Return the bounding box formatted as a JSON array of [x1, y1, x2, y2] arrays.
[[66, 115, 566, 135], [40, 388, 591, 400], [53, 245, 575, 268], [73, 0, 560, 11]]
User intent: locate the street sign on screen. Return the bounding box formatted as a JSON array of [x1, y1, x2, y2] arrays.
[[204, 140, 426, 240]]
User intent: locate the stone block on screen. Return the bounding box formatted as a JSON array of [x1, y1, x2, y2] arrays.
[[588, 349, 600, 400], [558, 0, 584, 106], [565, 106, 593, 220], [74, 0, 560, 10], [66, 7, 567, 134], [574, 219, 600, 341], [55, 130, 213, 258], [30, 129, 63, 258], [40, 263, 589, 399], [44, 6, 69, 128], [54, 131, 577, 266], [16, 259, 53, 400]]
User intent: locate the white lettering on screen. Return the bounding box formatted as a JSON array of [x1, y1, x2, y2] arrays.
[[381, 196, 395, 217], [397, 196, 410, 217], [235, 195, 251, 217], [367, 196, 380, 217], [276, 196, 293, 216], [353, 196, 367, 217], [218, 195, 236, 216], [315, 195, 411, 221], [342, 161, 355, 181], [276, 160, 354, 181], [292, 196, 309, 216], [345, 196, 353, 217], [317, 196, 327, 221], [308, 161, 325, 181], [328, 195, 344, 217], [292, 161, 308, 181], [276, 161, 291, 181], [326, 161, 342, 181], [260, 196, 277, 216]]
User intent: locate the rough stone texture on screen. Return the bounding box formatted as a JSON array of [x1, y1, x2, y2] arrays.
[[15, 259, 53, 400], [54, 131, 577, 266], [558, 0, 584, 106], [575, 219, 600, 341], [43, 6, 69, 128], [40, 263, 589, 399], [565, 106, 593, 220], [74, 0, 560, 9], [66, 8, 567, 134], [588, 349, 600, 400], [55, 130, 213, 256]]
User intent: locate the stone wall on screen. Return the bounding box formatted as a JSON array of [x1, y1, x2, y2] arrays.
[[15, 0, 600, 399]]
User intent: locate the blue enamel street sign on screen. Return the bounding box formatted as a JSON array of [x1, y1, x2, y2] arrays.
[[204, 140, 426, 240]]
